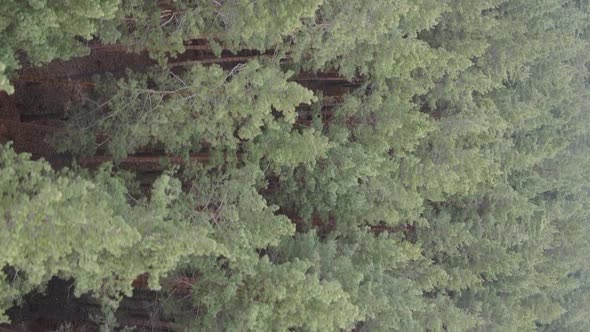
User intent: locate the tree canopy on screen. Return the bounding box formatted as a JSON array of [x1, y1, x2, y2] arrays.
[[1, 0, 590, 330], [0, 0, 119, 93]]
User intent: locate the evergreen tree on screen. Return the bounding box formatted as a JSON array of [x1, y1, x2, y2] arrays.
[[0, 144, 221, 322], [53, 60, 318, 162], [101, 0, 322, 63], [0, 0, 120, 93], [4, 0, 590, 330]]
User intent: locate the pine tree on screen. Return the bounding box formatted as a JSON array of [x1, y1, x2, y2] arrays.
[[102, 0, 322, 63], [53, 60, 317, 163], [0, 144, 221, 322], [5, 0, 590, 330], [0, 0, 120, 93]]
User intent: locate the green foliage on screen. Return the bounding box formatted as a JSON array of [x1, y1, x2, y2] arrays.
[[288, 0, 449, 82], [105, 0, 322, 63], [6, 0, 590, 330], [258, 0, 590, 330], [183, 255, 360, 331], [0, 0, 119, 93], [53, 60, 316, 162], [248, 124, 333, 171], [0, 144, 220, 322], [179, 163, 295, 265]]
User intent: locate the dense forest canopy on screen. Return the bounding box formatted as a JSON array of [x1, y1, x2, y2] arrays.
[[1, 0, 590, 330]]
